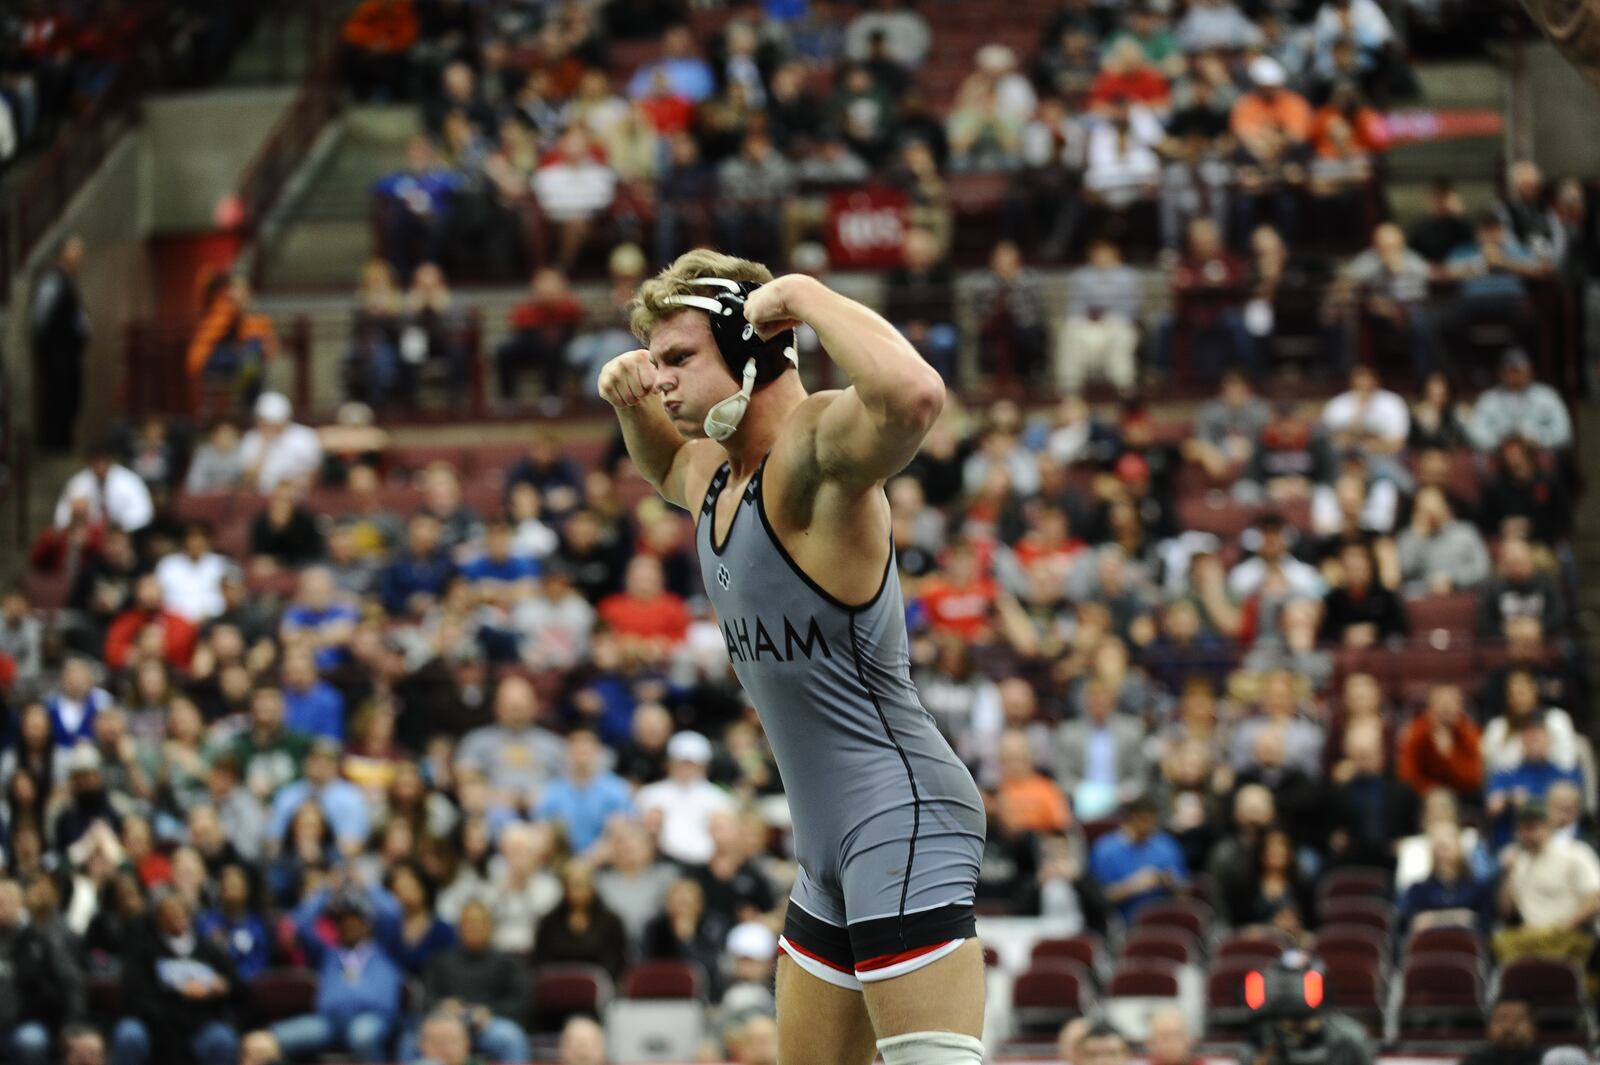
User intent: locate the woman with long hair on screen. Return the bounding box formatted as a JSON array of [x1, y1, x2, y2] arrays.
[[532, 860, 628, 978], [376, 860, 456, 977]]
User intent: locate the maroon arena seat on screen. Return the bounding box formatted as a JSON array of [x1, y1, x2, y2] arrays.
[[1130, 898, 1212, 941], [1319, 897, 1395, 937], [1497, 956, 1588, 1037], [1011, 960, 1097, 1034], [1107, 962, 1181, 999], [622, 960, 705, 1000], [1399, 952, 1484, 1033], [1323, 959, 1386, 1032], [1215, 932, 1292, 965], [249, 968, 318, 1025], [530, 964, 614, 1033], [1122, 927, 1201, 967], [1404, 926, 1483, 962], [1318, 866, 1393, 904], [1030, 934, 1102, 977], [1206, 959, 1264, 1035], [1404, 593, 1481, 637]]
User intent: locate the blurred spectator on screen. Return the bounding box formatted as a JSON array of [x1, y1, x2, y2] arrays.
[[1058, 236, 1143, 393], [1057, 677, 1149, 819], [408, 897, 528, 1062], [0, 586, 43, 685], [344, 260, 405, 408], [1322, 365, 1409, 475], [30, 235, 88, 453], [155, 523, 230, 625], [831, 65, 897, 165], [627, 25, 715, 103], [1145, 1010, 1196, 1065], [184, 420, 246, 495], [1327, 718, 1418, 866], [495, 268, 585, 412], [1479, 437, 1570, 545], [375, 137, 461, 282], [885, 227, 959, 382], [996, 729, 1070, 833], [1408, 179, 1476, 264], [1178, 0, 1263, 52], [185, 274, 279, 414], [1468, 348, 1573, 452], [532, 861, 628, 979], [1477, 538, 1566, 638], [556, 1016, 608, 1065], [596, 820, 677, 943], [1486, 716, 1582, 835], [393, 264, 468, 406], [1089, 793, 1187, 918], [532, 126, 619, 272], [1397, 685, 1484, 801], [1088, 42, 1171, 113], [112, 891, 240, 1065], [240, 393, 322, 494], [1320, 540, 1407, 647], [1396, 487, 1490, 593], [1460, 999, 1541, 1065], [1397, 822, 1494, 933], [249, 482, 326, 567], [1496, 163, 1564, 265], [637, 731, 734, 866], [456, 677, 566, 812], [715, 130, 796, 264], [104, 573, 197, 672], [1343, 223, 1435, 376], [534, 728, 634, 855], [1408, 373, 1471, 451], [642, 876, 723, 979], [54, 441, 153, 534], [271, 884, 405, 1062], [341, 0, 419, 100], [0, 875, 85, 1065], [1495, 804, 1600, 965], [195, 864, 270, 981], [1442, 214, 1544, 354], [1164, 218, 1252, 377], [1231, 58, 1312, 143], [381, 514, 454, 619], [1188, 371, 1271, 477], [846, 0, 931, 68], [972, 241, 1048, 382]]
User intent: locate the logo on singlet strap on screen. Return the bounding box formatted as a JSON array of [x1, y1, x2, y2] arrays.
[[716, 563, 732, 590]]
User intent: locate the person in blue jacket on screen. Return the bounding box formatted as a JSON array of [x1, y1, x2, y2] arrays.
[[269, 879, 404, 1062], [195, 864, 271, 981]]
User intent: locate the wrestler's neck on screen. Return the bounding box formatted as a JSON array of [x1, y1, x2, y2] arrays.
[[720, 373, 807, 477]]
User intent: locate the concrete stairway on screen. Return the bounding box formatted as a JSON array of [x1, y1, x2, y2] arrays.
[[1384, 59, 1507, 223], [258, 107, 422, 291]]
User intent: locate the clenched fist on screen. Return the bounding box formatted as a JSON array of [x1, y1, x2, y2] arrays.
[[598, 349, 660, 408]]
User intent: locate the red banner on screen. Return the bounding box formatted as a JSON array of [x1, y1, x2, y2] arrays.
[[825, 186, 910, 270], [1377, 108, 1504, 146]]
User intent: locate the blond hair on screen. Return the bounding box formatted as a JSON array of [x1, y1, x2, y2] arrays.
[[627, 249, 773, 344]]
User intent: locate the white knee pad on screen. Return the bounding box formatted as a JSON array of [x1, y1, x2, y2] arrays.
[[876, 1031, 986, 1065]]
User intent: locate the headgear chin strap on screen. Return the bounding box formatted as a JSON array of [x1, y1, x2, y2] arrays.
[[660, 277, 798, 442]]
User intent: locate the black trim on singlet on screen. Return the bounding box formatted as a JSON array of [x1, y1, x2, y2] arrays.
[[846, 902, 976, 963], [782, 901, 857, 972], [702, 462, 741, 556], [847, 613, 921, 947], [752, 458, 894, 614]]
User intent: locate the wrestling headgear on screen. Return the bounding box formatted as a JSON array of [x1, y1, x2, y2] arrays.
[[660, 278, 798, 441]]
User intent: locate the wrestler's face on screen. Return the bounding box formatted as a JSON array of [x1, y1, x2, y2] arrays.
[[649, 310, 741, 438]]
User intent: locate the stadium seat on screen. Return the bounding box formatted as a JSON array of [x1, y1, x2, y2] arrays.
[[1403, 926, 1483, 963], [1011, 960, 1097, 1034], [1318, 898, 1395, 938], [249, 968, 318, 1025], [1404, 593, 1480, 637], [1080, 817, 1122, 846], [1030, 934, 1102, 978], [1205, 959, 1263, 1037], [1322, 958, 1386, 1033], [1399, 952, 1485, 1034], [23, 572, 70, 612], [622, 960, 705, 1000], [88, 973, 121, 1021], [1104, 962, 1183, 1041], [1318, 866, 1392, 904], [605, 1000, 706, 1062], [530, 964, 615, 1033], [1496, 956, 1590, 1038], [1122, 927, 1201, 968], [1314, 924, 1388, 969], [1130, 898, 1212, 942], [1214, 932, 1292, 965]]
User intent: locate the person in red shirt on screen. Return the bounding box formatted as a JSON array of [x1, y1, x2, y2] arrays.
[[494, 267, 586, 411], [597, 555, 691, 662], [1088, 39, 1171, 114], [104, 574, 197, 671], [1165, 217, 1253, 377], [1397, 683, 1484, 800], [917, 540, 999, 641]]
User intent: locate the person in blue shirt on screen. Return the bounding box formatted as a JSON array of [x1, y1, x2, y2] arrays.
[[195, 864, 271, 981], [280, 568, 360, 671], [372, 136, 464, 280], [380, 514, 455, 618], [1088, 793, 1190, 920], [45, 656, 114, 748], [625, 25, 715, 103], [267, 740, 371, 853], [534, 728, 634, 855], [280, 648, 346, 741], [460, 520, 542, 597], [270, 880, 405, 1063], [1487, 713, 1582, 846]]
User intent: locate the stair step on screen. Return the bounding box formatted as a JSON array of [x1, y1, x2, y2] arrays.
[[1413, 61, 1506, 108], [263, 219, 374, 288]]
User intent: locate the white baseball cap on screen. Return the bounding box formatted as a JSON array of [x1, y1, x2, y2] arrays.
[[727, 921, 778, 961], [666, 730, 713, 765], [1249, 56, 1287, 87], [255, 391, 292, 424]]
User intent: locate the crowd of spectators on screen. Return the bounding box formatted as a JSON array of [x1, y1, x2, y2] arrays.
[[349, 0, 1487, 286], [2, 295, 1592, 1060], [0, 1, 265, 172]]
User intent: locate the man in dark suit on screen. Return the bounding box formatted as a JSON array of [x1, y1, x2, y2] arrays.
[[29, 236, 89, 452]]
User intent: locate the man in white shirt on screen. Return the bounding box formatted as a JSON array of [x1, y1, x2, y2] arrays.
[[1500, 801, 1600, 938], [1228, 512, 1326, 600], [154, 522, 232, 623], [1322, 365, 1409, 459], [1470, 348, 1574, 452], [239, 392, 323, 493], [636, 731, 733, 866], [53, 443, 153, 532]]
